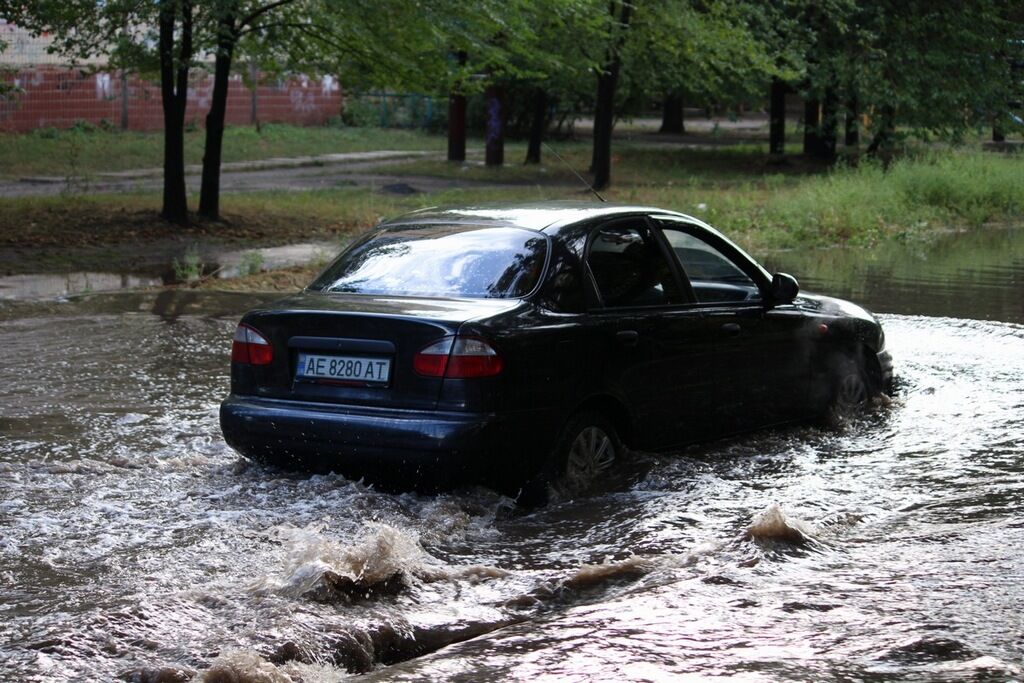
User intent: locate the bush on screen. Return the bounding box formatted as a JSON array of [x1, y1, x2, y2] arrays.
[[340, 97, 381, 128]]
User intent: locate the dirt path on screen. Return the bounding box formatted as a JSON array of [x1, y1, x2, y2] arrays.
[[0, 150, 469, 198], [0, 115, 776, 199]]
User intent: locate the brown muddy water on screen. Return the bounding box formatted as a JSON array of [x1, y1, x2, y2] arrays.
[[1, 227, 1023, 682]]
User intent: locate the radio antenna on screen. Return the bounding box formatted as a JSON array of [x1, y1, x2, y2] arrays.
[[542, 141, 606, 203]]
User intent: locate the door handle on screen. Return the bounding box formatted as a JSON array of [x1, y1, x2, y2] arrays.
[[616, 330, 640, 347], [721, 323, 741, 337]]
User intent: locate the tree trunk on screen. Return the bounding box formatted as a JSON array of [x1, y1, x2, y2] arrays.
[[120, 68, 129, 130], [993, 122, 1005, 143], [158, 0, 192, 225], [198, 15, 237, 220], [484, 84, 505, 167], [769, 78, 786, 155], [819, 84, 838, 161], [249, 59, 258, 127], [525, 89, 547, 164], [447, 50, 467, 162], [802, 98, 821, 158], [845, 95, 859, 147], [660, 92, 684, 134], [591, 1, 633, 191], [866, 104, 896, 158]]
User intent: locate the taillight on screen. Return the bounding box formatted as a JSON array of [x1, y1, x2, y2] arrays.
[[231, 323, 273, 366], [413, 338, 453, 377], [447, 337, 504, 377], [413, 336, 503, 378]]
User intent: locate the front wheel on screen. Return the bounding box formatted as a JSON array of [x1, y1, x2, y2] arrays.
[[825, 353, 875, 425]]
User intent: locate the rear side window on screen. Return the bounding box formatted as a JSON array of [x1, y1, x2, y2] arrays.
[[587, 223, 681, 307], [309, 225, 547, 299]]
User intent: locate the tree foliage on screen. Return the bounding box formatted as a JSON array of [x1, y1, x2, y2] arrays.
[[2, 0, 1021, 202]]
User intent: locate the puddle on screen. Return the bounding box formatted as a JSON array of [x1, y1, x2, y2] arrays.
[[0, 241, 341, 302], [0, 272, 164, 301], [1, 227, 1023, 680]]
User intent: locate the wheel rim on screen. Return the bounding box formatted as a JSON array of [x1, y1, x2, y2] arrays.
[[836, 372, 868, 410], [566, 426, 615, 483]]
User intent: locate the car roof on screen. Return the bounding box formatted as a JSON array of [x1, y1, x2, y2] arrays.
[[379, 201, 696, 232]]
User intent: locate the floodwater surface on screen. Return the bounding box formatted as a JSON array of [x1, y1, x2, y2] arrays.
[[1, 228, 1023, 682]]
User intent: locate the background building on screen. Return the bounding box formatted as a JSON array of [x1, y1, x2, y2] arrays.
[[0, 20, 342, 133]]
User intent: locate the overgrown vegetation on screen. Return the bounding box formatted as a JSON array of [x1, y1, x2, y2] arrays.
[[172, 244, 204, 282], [0, 125, 442, 178], [2, 146, 1020, 278], [8, 0, 1021, 219]]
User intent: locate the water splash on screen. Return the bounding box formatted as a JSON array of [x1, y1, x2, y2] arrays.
[[744, 503, 817, 544]]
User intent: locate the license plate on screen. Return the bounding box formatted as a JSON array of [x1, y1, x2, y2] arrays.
[[296, 353, 391, 385]]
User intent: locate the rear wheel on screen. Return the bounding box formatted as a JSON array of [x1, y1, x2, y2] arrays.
[[564, 420, 618, 486], [516, 410, 621, 506]]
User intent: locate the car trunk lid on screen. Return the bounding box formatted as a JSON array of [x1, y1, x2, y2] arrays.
[[235, 292, 519, 410]]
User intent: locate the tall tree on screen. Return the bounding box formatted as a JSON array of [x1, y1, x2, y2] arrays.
[[447, 50, 468, 162], [484, 84, 506, 166], [777, 0, 1021, 158], [195, 0, 322, 220], [660, 92, 684, 134], [4, 0, 197, 223], [159, 0, 194, 224], [769, 78, 788, 155], [624, 1, 779, 155], [591, 0, 633, 191], [524, 88, 548, 163]]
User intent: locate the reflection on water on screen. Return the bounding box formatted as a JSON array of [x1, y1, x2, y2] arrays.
[[0, 272, 163, 301], [0, 229, 1023, 681], [0, 241, 339, 302], [764, 225, 1024, 324]]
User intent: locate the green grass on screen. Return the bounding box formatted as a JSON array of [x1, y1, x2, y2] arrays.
[[392, 141, 813, 188], [0, 124, 443, 178], [392, 145, 1024, 250], [709, 151, 1024, 248], [1, 140, 1021, 277]]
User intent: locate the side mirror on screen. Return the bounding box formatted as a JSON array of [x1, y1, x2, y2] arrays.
[[770, 272, 799, 304]]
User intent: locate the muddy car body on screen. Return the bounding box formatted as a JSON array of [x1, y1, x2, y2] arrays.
[[220, 202, 893, 494]]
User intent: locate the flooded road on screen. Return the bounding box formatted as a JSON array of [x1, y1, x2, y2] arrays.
[[1, 228, 1023, 682]]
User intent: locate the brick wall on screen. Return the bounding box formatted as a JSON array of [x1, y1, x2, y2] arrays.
[[0, 67, 342, 132]]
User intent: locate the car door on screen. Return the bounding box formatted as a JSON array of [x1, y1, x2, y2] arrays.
[[583, 217, 717, 449], [652, 216, 811, 433]]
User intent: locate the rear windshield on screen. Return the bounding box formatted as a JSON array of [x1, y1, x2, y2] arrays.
[[309, 225, 548, 299]]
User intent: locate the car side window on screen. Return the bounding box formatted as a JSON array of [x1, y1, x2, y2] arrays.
[[587, 223, 681, 308], [661, 228, 761, 304]]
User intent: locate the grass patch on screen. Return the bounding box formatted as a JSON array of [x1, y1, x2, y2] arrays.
[[392, 141, 819, 188], [704, 151, 1024, 248], [0, 144, 1020, 280], [0, 185, 552, 253], [0, 124, 443, 178], [393, 146, 1023, 250]]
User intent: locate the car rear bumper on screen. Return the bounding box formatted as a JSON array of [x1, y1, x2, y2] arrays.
[[219, 395, 544, 491]]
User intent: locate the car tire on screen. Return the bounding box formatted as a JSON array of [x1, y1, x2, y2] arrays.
[[825, 352, 875, 424], [517, 410, 620, 506], [560, 411, 620, 487]]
